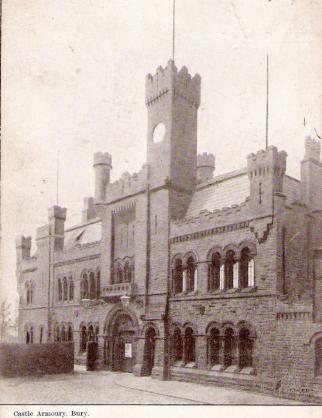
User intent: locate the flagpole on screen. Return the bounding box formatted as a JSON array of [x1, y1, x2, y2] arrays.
[[266, 54, 269, 150], [172, 0, 176, 61]]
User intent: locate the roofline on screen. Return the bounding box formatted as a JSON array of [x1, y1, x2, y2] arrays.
[[196, 167, 248, 191], [65, 217, 102, 233]]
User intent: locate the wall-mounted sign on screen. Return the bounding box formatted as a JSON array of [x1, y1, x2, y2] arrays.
[[125, 343, 132, 358]]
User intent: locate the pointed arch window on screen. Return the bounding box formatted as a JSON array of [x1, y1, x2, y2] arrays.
[[117, 265, 123, 284], [209, 252, 221, 291], [88, 325, 94, 342], [30, 326, 34, 344], [55, 325, 60, 342]]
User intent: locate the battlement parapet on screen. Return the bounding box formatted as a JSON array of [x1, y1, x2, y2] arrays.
[[145, 60, 201, 108], [171, 199, 249, 237], [304, 135, 321, 162], [247, 146, 287, 178], [197, 152, 215, 168], [105, 164, 148, 203], [16, 235, 31, 250], [93, 151, 112, 167], [48, 206, 67, 221]]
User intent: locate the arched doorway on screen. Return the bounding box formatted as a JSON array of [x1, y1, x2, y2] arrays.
[[109, 312, 137, 373], [143, 327, 156, 376]]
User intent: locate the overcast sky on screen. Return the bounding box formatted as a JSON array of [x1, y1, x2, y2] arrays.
[[2, 0, 322, 313]]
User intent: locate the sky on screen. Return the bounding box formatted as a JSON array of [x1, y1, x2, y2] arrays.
[[2, 0, 322, 316]]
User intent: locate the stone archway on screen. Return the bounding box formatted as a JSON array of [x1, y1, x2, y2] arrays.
[[104, 306, 139, 373]]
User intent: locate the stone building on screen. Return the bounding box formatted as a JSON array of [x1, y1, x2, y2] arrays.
[[16, 59, 322, 401]]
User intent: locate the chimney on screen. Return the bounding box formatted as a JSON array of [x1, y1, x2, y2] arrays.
[[48, 205, 67, 251]]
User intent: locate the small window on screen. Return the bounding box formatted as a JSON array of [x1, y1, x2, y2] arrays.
[[186, 257, 195, 292]]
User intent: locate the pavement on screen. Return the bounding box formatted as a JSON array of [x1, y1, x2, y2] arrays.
[[0, 365, 306, 405]]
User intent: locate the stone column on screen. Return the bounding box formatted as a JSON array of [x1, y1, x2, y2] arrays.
[[94, 335, 105, 370], [194, 268, 198, 292], [220, 265, 225, 290], [233, 261, 239, 288], [182, 270, 187, 293], [151, 336, 168, 380]]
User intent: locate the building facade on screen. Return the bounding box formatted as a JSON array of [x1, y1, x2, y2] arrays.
[[16, 60, 322, 401]]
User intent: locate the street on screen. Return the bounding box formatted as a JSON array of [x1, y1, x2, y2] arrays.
[[0, 367, 305, 405]]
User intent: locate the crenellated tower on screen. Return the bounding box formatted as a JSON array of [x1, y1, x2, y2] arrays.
[[247, 146, 287, 216], [146, 60, 201, 218]]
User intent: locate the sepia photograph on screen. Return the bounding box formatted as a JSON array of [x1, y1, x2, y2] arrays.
[[1, 0, 322, 411]]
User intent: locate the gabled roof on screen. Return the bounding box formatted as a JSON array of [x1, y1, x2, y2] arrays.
[[64, 218, 101, 249]]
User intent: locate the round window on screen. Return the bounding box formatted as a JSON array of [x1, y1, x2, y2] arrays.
[[152, 122, 166, 143]]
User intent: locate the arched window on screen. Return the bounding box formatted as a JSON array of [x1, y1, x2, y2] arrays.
[[223, 328, 235, 367], [117, 265, 123, 284], [173, 328, 183, 363], [30, 327, 34, 344], [61, 325, 66, 342], [209, 328, 220, 366], [240, 248, 253, 288], [89, 272, 96, 300], [95, 325, 99, 342], [26, 330, 30, 344], [315, 338, 322, 376], [224, 251, 235, 290], [238, 328, 253, 368], [58, 279, 63, 302], [30, 284, 34, 304], [63, 277, 68, 301], [88, 325, 94, 342], [96, 270, 100, 299], [26, 284, 30, 305], [209, 253, 221, 291], [69, 278, 74, 301], [186, 257, 196, 292], [55, 325, 60, 342], [124, 262, 131, 283], [80, 326, 87, 352], [184, 327, 195, 363], [173, 258, 183, 294], [81, 274, 89, 299], [68, 325, 73, 342]]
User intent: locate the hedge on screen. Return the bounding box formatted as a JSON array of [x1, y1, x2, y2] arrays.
[[0, 342, 74, 377]]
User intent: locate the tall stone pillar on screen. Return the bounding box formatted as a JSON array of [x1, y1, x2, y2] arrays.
[[195, 334, 208, 369]]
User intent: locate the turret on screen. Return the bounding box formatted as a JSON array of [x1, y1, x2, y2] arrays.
[[301, 136, 322, 211], [247, 146, 287, 215], [48, 205, 67, 251], [82, 197, 97, 223], [16, 235, 31, 264], [93, 152, 112, 202], [197, 153, 215, 184]]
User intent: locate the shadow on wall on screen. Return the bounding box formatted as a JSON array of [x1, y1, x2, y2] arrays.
[[0, 342, 74, 377]]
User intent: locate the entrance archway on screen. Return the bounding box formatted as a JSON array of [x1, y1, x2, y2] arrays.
[[143, 327, 156, 376], [105, 307, 139, 373]]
